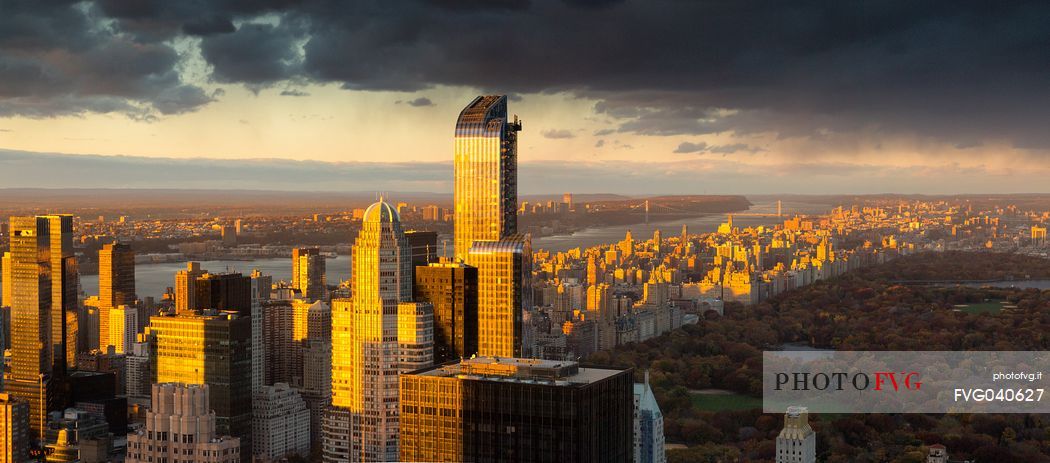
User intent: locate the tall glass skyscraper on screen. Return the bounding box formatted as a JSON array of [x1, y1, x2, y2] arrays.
[[292, 247, 327, 302], [5, 214, 75, 440], [467, 235, 532, 358], [98, 242, 135, 352], [453, 95, 522, 262], [324, 199, 412, 463]]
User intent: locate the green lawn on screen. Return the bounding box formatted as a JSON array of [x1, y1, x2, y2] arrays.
[[955, 300, 1004, 314], [690, 391, 763, 411]]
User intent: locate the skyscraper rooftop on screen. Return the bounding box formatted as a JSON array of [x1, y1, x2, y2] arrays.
[[363, 199, 400, 223], [416, 356, 624, 386]]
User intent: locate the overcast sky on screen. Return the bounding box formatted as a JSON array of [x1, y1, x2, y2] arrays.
[[1, 0, 1048, 193]]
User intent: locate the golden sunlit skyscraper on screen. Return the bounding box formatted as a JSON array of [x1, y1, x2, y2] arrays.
[[453, 95, 522, 261], [98, 242, 135, 351], [5, 215, 76, 440], [1, 252, 10, 309], [0, 393, 29, 463], [174, 261, 206, 314], [145, 310, 252, 460], [467, 235, 532, 358], [323, 199, 413, 463]]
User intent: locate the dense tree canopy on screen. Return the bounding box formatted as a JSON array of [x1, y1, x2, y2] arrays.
[[588, 252, 1050, 461]]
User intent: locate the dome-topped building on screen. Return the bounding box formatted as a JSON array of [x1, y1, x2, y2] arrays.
[[363, 198, 400, 223]]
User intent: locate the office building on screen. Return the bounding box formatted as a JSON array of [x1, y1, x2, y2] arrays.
[[300, 338, 331, 456], [195, 272, 252, 315], [468, 235, 532, 358], [404, 230, 438, 276], [634, 373, 666, 463], [261, 300, 295, 386], [78, 297, 100, 354], [98, 243, 135, 351], [775, 406, 816, 463], [453, 95, 521, 261], [413, 261, 479, 362], [107, 305, 137, 355], [0, 393, 29, 463], [146, 311, 252, 459], [1, 252, 10, 309], [399, 357, 633, 462], [298, 301, 332, 455], [323, 200, 411, 463], [250, 270, 271, 396], [252, 383, 310, 462], [6, 214, 76, 440], [175, 262, 206, 313], [124, 341, 151, 402], [126, 383, 240, 463], [292, 247, 326, 302], [397, 302, 434, 374]]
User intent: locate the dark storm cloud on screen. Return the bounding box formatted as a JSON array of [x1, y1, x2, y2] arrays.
[[4, 0, 1050, 150], [0, 0, 212, 118], [200, 21, 305, 85], [405, 97, 434, 107]]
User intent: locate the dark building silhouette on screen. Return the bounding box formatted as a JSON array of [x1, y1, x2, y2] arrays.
[[400, 357, 633, 463], [414, 261, 478, 362], [194, 273, 252, 316]]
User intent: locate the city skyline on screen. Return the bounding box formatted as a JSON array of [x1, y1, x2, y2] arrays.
[[3, 2, 1050, 193], [1, 3, 1049, 461]]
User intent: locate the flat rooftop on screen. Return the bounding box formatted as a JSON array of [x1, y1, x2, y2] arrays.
[[416, 356, 625, 386]]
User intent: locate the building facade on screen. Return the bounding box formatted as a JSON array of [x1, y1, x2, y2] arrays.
[[124, 341, 151, 402], [107, 305, 138, 355], [468, 235, 532, 358], [175, 262, 206, 314], [6, 214, 76, 440], [453, 95, 521, 261], [252, 383, 310, 462], [126, 383, 240, 463], [292, 247, 327, 302], [323, 200, 411, 463], [397, 302, 434, 374], [400, 357, 633, 463], [98, 242, 135, 351], [146, 311, 252, 458], [413, 261, 478, 362], [634, 375, 666, 463], [0, 393, 29, 463], [1, 252, 10, 309], [775, 406, 816, 463]]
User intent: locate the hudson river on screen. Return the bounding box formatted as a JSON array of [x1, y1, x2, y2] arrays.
[[74, 200, 829, 300]]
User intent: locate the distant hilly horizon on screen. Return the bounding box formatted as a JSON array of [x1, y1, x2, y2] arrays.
[[2, 148, 1049, 197]]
